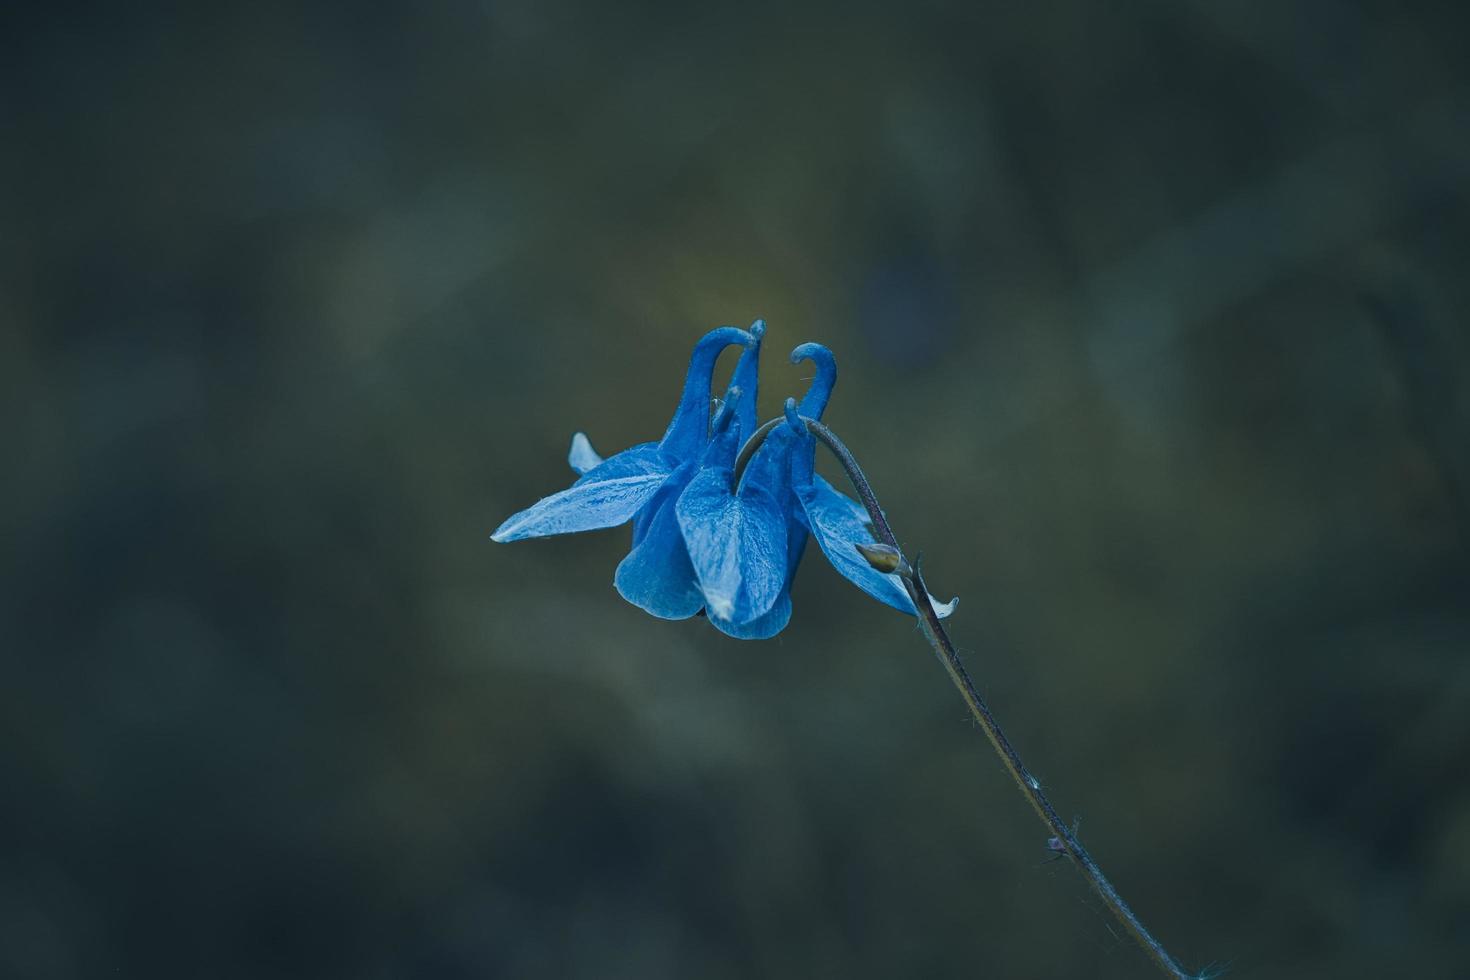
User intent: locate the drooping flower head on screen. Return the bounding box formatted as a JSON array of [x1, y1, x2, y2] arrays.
[[492, 320, 953, 637]]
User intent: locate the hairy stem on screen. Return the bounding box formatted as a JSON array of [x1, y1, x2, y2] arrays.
[[792, 414, 1196, 980]]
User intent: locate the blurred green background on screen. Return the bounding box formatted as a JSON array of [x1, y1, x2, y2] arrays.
[[4, 2, 1469, 978]]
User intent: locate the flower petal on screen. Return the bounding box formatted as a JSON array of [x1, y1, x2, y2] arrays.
[[614, 463, 706, 619], [659, 326, 753, 462], [927, 593, 959, 618], [811, 473, 869, 523], [708, 592, 792, 640], [491, 443, 668, 542], [567, 432, 604, 475], [797, 474, 918, 615], [726, 319, 764, 444], [675, 461, 788, 628], [796, 480, 958, 619], [791, 342, 836, 417]]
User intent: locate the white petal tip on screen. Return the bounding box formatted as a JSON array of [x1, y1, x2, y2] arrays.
[[932, 595, 958, 618], [707, 595, 735, 619], [567, 431, 604, 475]]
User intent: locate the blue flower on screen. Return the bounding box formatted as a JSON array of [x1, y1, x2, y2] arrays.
[[675, 343, 955, 638], [491, 323, 763, 619], [494, 322, 953, 638]]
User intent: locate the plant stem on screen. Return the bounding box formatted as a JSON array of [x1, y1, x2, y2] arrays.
[[799, 415, 1196, 980]]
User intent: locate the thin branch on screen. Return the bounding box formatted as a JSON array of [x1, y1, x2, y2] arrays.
[[797, 414, 1198, 980]]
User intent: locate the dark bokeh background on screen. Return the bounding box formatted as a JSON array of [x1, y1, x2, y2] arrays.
[[5, 2, 1469, 978]]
